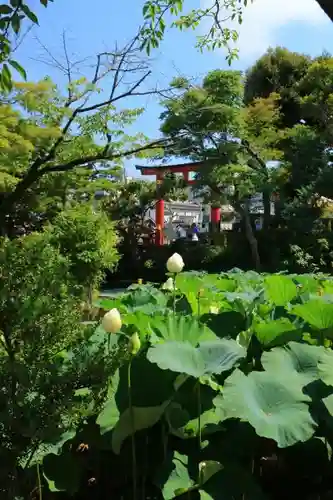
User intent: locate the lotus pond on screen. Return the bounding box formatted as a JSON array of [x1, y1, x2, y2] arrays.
[[26, 269, 333, 499]]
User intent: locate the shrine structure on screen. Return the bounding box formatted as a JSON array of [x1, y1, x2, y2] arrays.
[[135, 161, 221, 246]]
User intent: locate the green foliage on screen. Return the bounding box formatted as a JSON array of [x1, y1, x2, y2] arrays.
[[140, 0, 249, 62], [48, 204, 119, 294], [14, 267, 333, 499], [0, 231, 126, 496], [0, 1, 54, 91]]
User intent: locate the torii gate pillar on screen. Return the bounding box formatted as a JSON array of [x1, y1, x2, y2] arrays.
[[155, 174, 165, 246], [135, 162, 220, 246]]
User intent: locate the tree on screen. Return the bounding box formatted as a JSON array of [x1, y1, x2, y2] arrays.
[[244, 47, 311, 128], [159, 70, 283, 269], [0, 36, 178, 236], [2, 0, 333, 93]]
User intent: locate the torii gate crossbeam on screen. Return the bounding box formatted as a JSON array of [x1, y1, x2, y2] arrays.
[[135, 162, 221, 245]]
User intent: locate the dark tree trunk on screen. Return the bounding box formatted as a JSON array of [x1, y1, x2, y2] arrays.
[[262, 189, 271, 230], [236, 200, 261, 271]]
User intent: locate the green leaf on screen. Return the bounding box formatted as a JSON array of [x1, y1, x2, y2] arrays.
[[265, 275, 297, 306], [112, 402, 169, 454], [96, 370, 120, 434], [147, 339, 245, 378], [154, 452, 194, 500], [1, 63, 12, 91], [20, 430, 76, 468], [148, 341, 204, 377], [261, 341, 326, 385], [291, 300, 333, 330], [318, 349, 333, 386], [151, 315, 217, 344], [21, 3, 39, 23], [43, 452, 81, 494], [198, 339, 246, 374], [10, 12, 20, 33], [215, 369, 315, 448], [0, 5, 13, 14], [254, 318, 301, 347], [8, 59, 27, 79]]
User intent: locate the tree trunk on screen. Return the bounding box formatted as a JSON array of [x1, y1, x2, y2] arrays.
[[262, 189, 271, 230], [0, 167, 41, 236], [236, 200, 261, 271]]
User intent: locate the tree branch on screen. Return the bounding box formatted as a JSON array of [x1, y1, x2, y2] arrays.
[[39, 138, 170, 174]]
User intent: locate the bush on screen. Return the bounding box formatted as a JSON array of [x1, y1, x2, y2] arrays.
[[0, 233, 125, 497], [48, 205, 119, 297]]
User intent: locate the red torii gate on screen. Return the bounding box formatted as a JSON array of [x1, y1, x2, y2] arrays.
[[135, 161, 221, 246]]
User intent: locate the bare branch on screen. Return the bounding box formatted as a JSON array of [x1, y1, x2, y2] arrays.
[[40, 138, 171, 174]]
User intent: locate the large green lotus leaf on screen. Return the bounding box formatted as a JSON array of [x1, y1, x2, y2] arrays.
[[43, 451, 81, 494], [116, 354, 177, 410], [318, 349, 333, 386], [254, 318, 301, 347], [173, 408, 223, 439], [150, 315, 217, 345], [176, 273, 213, 315], [20, 430, 76, 468], [200, 311, 246, 339], [265, 275, 297, 306], [293, 275, 319, 294], [147, 341, 205, 378], [122, 285, 168, 310], [291, 300, 333, 330], [199, 464, 268, 500], [198, 339, 246, 374], [262, 341, 326, 385], [215, 369, 315, 448], [154, 451, 193, 500], [323, 394, 333, 416], [204, 275, 236, 292], [112, 402, 169, 454], [147, 339, 245, 378]]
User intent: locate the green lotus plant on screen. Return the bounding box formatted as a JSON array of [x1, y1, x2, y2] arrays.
[[20, 264, 333, 499]]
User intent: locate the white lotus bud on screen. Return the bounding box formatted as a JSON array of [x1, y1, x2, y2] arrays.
[[166, 253, 184, 274], [102, 308, 122, 334], [162, 277, 175, 291]]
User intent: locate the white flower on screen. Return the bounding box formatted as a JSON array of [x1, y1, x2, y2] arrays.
[[209, 306, 219, 315], [166, 253, 184, 274], [162, 277, 176, 291], [102, 308, 122, 334]]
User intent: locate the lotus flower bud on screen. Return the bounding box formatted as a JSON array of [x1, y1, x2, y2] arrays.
[[128, 332, 141, 355], [138, 278, 143, 285], [102, 308, 122, 334], [162, 277, 175, 291], [166, 253, 184, 274]]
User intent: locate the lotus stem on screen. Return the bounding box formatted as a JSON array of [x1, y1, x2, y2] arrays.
[[128, 359, 137, 500], [173, 273, 176, 316], [37, 463, 42, 500], [197, 382, 202, 450]]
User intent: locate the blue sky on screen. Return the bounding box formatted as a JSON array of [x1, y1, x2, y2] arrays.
[[15, 0, 333, 177]]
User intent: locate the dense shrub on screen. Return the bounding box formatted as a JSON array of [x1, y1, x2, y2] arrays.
[[48, 205, 119, 297], [0, 233, 125, 498]]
